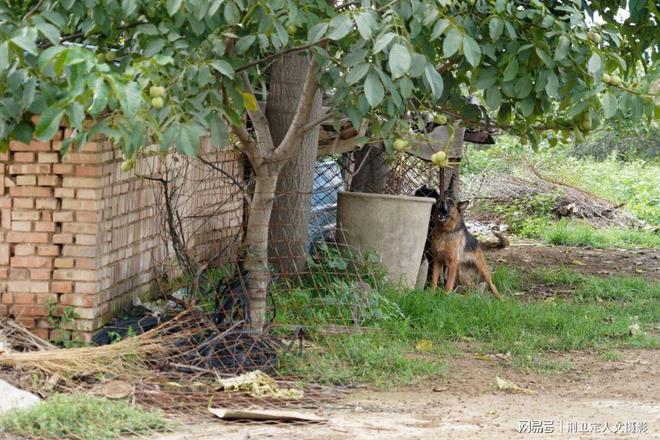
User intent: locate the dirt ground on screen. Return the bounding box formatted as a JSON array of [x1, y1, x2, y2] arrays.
[[157, 243, 659, 440]]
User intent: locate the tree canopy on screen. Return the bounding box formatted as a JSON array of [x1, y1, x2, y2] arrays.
[[0, 0, 657, 158]]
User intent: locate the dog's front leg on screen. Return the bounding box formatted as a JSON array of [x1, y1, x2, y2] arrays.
[[445, 259, 458, 293], [430, 260, 443, 290]]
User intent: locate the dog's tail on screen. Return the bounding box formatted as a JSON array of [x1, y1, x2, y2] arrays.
[[480, 232, 509, 250]]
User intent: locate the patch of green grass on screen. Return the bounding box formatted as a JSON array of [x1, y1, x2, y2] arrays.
[[541, 220, 660, 249], [0, 394, 170, 440], [599, 350, 623, 362], [279, 266, 659, 384]]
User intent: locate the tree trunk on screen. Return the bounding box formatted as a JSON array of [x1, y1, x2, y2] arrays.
[[243, 171, 279, 330], [349, 143, 389, 193], [266, 53, 323, 276]]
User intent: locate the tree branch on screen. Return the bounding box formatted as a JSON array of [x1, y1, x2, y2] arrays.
[[236, 39, 327, 73], [273, 57, 319, 161], [302, 110, 335, 133], [240, 71, 274, 158]]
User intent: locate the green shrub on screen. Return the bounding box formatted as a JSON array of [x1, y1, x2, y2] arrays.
[[0, 394, 170, 440]]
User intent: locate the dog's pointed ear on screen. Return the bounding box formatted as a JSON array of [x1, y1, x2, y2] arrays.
[[457, 200, 470, 212], [444, 174, 457, 199]]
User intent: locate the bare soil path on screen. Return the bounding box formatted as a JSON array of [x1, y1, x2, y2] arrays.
[[156, 243, 659, 439]]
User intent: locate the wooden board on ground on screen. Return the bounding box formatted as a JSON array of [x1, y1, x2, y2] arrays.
[[208, 407, 326, 423]]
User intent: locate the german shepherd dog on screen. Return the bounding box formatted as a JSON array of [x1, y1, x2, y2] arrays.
[[428, 176, 507, 296]]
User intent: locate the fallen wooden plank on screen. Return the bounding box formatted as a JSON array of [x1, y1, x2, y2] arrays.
[[208, 407, 326, 422]]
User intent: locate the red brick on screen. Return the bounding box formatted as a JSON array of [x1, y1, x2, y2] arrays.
[[53, 211, 74, 222], [62, 222, 96, 234], [8, 268, 29, 280], [53, 269, 96, 281], [15, 317, 37, 328], [8, 164, 51, 174], [16, 175, 37, 186], [0, 197, 11, 208], [13, 198, 34, 209], [52, 164, 74, 175], [35, 198, 58, 209], [10, 140, 50, 152], [60, 294, 96, 307], [9, 186, 52, 197], [30, 282, 50, 293], [34, 221, 56, 232], [30, 268, 52, 280], [13, 293, 35, 304], [12, 210, 39, 221], [0, 304, 7, 315], [62, 152, 99, 164], [62, 177, 99, 188], [54, 258, 74, 268], [75, 258, 96, 269], [1, 293, 12, 304], [32, 328, 50, 340], [51, 281, 73, 293], [62, 245, 96, 258], [7, 281, 30, 292], [61, 199, 101, 210], [50, 329, 71, 341], [13, 152, 35, 162], [75, 189, 101, 200], [1, 209, 10, 228], [11, 221, 32, 231], [52, 233, 73, 244], [37, 245, 60, 256], [0, 244, 9, 265], [75, 211, 98, 222], [38, 152, 59, 163], [11, 256, 52, 268], [74, 282, 96, 294], [75, 234, 96, 245], [14, 244, 35, 256], [6, 231, 49, 243], [54, 187, 75, 198], [75, 166, 99, 177], [37, 175, 61, 186]]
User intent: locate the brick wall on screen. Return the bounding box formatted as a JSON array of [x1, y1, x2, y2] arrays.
[[0, 129, 244, 341]]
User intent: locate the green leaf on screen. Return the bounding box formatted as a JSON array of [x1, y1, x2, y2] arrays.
[[462, 35, 481, 67], [120, 82, 142, 119], [122, 0, 138, 16], [503, 58, 518, 82], [346, 63, 370, 85], [34, 107, 64, 141], [176, 123, 204, 156], [224, 2, 240, 24], [364, 72, 384, 107], [388, 44, 411, 79], [235, 35, 256, 54], [443, 28, 462, 58], [474, 68, 497, 89], [307, 22, 328, 43], [431, 19, 450, 40], [602, 92, 617, 119], [489, 18, 504, 41], [485, 85, 502, 110], [208, 0, 224, 15], [210, 60, 234, 77], [88, 78, 109, 115], [545, 72, 559, 98], [11, 28, 38, 56], [166, 0, 183, 16], [209, 116, 229, 147], [0, 43, 8, 72], [327, 14, 352, 40], [554, 36, 570, 61], [11, 121, 34, 144], [355, 11, 376, 40], [514, 75, 533, 98], [398, 77, 414, 98], [36, 22, 61, 45], [373, 32, 395, 53], [424, 64, 444, 98], [37, 45, 65, 71], [587, 53, 602, 76], [535, 48, 553, 67], [67, 102, 85, 129]]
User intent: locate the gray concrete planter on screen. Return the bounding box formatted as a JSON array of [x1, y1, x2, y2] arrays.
[[336, 191, 435, 288]]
